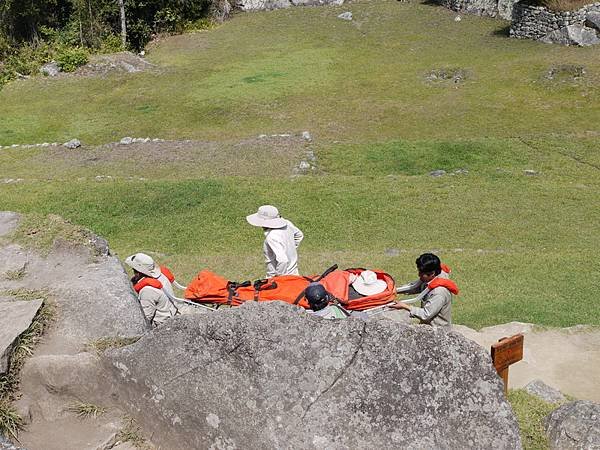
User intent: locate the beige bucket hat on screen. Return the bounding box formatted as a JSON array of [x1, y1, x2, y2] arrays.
[[352, 270, 387, 296], [246, 205, 287, 229], [125, 253, 161, 278]]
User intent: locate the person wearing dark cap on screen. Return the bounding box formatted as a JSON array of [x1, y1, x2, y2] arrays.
[[305, 283, 347, 319], [389, 253, 459, 327]]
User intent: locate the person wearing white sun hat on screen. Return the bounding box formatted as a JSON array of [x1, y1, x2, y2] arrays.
[[125, 252, 178, 327], [246, 205, 304, 277]]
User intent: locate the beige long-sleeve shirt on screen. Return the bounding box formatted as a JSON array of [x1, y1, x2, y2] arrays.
[[263, 219, 304, 277], [409, 287, 452, 327], [138, 273, 178, 327], [403, 272, 452, 327]]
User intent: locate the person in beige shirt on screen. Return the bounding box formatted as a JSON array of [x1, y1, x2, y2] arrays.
[[246, 205, 304, 277], [390, 253, 459, 327], [125, 253, 178, 327]]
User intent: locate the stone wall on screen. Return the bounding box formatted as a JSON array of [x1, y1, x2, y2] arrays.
[[510, 2, 600, 39], [436, 0, 519, 20]]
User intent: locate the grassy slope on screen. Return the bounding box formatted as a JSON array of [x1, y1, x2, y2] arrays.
[[1, 0, 599, 329], [1, 1, 600, 144]]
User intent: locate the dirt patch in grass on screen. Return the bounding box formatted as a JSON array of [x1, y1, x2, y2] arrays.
[[425, 67, 471, 85], [544, 64, 586, 83], [19, 135, 311, 179]]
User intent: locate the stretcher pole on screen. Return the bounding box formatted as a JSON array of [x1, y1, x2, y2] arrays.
[[363, 296, 421, 317]]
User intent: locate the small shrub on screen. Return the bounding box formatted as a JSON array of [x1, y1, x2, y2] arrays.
[[5, 288, 49, 301], [6, 42, 51, 76], [184, 18, 217, 32], [127, 20, 153, 52], [155, 8, 183, 32], [100, 34, 126, 54], [3, 263, 28, 280], [0, 34, 11, 60], [0, 401, 23, 439], [67, 402, 106, 419], [55, 46, 89, 73], [117, 417, 150, 448]]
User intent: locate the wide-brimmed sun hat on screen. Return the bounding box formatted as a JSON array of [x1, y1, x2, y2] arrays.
[[352, 270, 387, 296], [246, 205, 287, 229], [125, 253, 161, 278]]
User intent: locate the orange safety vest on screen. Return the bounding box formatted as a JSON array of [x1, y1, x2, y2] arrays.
[[133, 266, 175, 294]]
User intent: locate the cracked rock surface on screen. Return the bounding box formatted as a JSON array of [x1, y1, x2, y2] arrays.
[[107, 301, 521, 449], [545, 400, 600, 450]]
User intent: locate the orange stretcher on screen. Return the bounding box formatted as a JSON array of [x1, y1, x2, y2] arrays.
[[183, 265, 396, 311]]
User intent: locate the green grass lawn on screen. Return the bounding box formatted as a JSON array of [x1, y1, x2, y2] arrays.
[[0, 0, 599, 329]]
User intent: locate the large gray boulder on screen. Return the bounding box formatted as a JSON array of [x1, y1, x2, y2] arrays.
[[524, 379, 566, 404], [40, 61, 60, 77], [107, 302, 521, 449], [586, 11, 600, 32], [435, 0, 518, 20], [545, 400, 600, 449], [497, 0, 519, 20], [541, 25, 600, 46], [0, 299, 44, 374]]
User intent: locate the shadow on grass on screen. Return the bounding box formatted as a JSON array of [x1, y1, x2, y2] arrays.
[[492, 25, 512, 37]]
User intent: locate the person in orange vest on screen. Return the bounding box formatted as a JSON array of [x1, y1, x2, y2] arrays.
[[246, 205, 304, 277], [125, 253, 178, 327], [390, 253, 459, 327]]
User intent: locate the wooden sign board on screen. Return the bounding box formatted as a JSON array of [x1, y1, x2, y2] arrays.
[[491, 334, 524, 393]]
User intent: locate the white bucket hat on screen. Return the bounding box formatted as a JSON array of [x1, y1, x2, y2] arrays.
[[246, 205, 287, 229], [125, 253, 161, 278], [352, 270, 387, 296]]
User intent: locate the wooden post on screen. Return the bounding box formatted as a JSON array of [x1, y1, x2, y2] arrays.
[[491, 334, 524, 394]]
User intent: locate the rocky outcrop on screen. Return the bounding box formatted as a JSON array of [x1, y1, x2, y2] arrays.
[[236, 0, 343, 12], [0, 299, 44, 374], [40, 61, 60, 77], [0, 212, 152, 449], [541, 24, 600, 45], [107, 302, 521, 449], [435, 0, 519, 20], [524, 379, 566, 403], [0, 213, 147, 353], [510, 2, 600, 45], [587, 10, 600, 29], [545, 400, 600, 449]]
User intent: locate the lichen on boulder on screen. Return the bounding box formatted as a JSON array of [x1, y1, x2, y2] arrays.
[[107, 302, 521, 449]]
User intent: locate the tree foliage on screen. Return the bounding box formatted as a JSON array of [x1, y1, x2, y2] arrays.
[[0, 0, 213, 51]]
